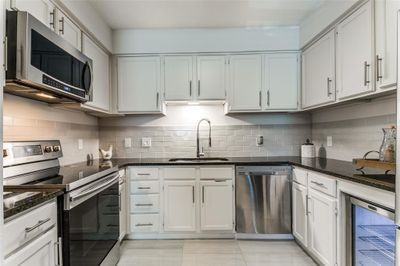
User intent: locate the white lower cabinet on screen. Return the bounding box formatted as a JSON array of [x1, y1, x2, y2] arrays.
[[292, 182, 308, 247], [200, 180, 234, 231], [292, 168, 337, 266], [163, 180, 197, 232], [119, 169, 127, 241]]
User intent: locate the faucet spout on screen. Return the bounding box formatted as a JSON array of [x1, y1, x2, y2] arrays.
[[196, 118, 212, 158]]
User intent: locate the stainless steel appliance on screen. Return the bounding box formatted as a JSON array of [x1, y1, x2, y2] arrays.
[[346, 196, 396, 265], [3, 140, 120, 266], [5, 11, 92, 103], [235, 166, 292, 239]]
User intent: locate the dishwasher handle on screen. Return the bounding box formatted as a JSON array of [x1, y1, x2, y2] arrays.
[[239, 171, 289, 176]]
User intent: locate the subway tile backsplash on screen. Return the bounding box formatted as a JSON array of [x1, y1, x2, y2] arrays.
[[99, 124, 311, 159]]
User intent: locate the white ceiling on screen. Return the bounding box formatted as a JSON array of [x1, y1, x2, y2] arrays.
[[87, 0, 326, 29]]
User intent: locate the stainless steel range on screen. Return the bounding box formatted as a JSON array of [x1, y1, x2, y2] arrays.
[[3, 140, 121, 266]]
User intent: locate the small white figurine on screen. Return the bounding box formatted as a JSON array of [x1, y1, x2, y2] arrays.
[[100, 145, 113, 160]]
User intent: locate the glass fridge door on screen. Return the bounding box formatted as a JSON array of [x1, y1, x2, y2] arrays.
[[352, 198, 396, 266]]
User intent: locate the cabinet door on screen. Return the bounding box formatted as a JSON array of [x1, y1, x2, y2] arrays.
[[308, 189, 337, 266], [336, 1, 373, 100], [11, 0, 55, 30], [57, 10, 81, 50], [117, 57, 161, 112], [228, 55, 262, 111], [4, 227, 57, 266], [163, 181, 196, 232], [302, 30, 336, 108], [196, 55, 226, 100], [82, 34, 110, 112], [264, 53, 298, 110], [164, 56, 193, 101], [375, 0, 400, 90], [292, 182, 308, 247], [200, 180, 233, 231]]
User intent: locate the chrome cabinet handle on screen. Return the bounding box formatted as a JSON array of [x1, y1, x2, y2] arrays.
[[192, 186, 195, 203], [137, 173, 150, 176], [305, 195, 309, 216], [376, 55, 383, 81], [59, 16, 65, 34], [25, 218, 51, 233], [135, 203, 153, 207], [202, 186, 205, 203], [135, 223, 153, 227], [198, 80, 201, 96], [307, 196, 312, 215], [259, 91, 262, 107], [49, 9, 56, 30], [311, 181, 326, 188], [327, 78, 332, 97], [156, 92, 159, 108], [189, 80, 192, 96], [266, 91, 270, 106], [364, 61, 370, 86], [137, 186, 151, 190]]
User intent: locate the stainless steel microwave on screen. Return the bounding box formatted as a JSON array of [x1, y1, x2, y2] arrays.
[[5, 10, 92, 103]]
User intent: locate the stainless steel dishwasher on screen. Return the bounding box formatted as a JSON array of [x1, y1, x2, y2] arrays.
[[235, 166, 292, 239]]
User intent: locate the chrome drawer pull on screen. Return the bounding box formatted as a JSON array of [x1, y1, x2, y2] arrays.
[[311, 181, 326, 188], [135, 203, 153, 207], [137, 173, 150, 176], [135, 223, 153, 227], [25, 218, 51, 233], [137, 186, 151, 189]]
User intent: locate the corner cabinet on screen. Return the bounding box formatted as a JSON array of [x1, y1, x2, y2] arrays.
[[302, 30, 336, 109], [264, 53, 299, 111], [227, 54, 263, 112], [375, 0, 400, 91], [117, 56, 163, 113], [336, 0, 374, 100], [82, 34, 110, 112]]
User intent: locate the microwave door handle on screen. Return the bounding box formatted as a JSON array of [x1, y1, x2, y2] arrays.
[[82, 62, 93, 100]]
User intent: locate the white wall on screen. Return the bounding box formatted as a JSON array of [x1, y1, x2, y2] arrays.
[[113, 27, 300, 54], [300, 0, 359, 47], [60, 0, 113, 51]]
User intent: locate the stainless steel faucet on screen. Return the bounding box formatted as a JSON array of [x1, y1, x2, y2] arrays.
[[196, 118, 212, 158]]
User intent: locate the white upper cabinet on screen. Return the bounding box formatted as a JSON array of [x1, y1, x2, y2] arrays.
[[163, 56, 193, 101], [336, 1, 374, 100], [10, 0, 55, 30], [375, 0, 400, 90], [117, 57, 162, 113], [302, 30, 336, 109], [82, 34, 110, 112], [227, 54, 262, 111], [56, 10, 81, 50], [264, 53, 299, 110], [196, 55, 227, 100], [200, 180, 234, 231]]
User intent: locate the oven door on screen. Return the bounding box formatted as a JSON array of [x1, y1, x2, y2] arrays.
[[63, 172, 120, 266]]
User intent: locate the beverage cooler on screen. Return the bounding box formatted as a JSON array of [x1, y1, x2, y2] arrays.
[[347, 196, 396, 266]]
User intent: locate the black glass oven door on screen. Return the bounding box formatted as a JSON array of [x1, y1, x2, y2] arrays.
[[63, 182, 119, 266]]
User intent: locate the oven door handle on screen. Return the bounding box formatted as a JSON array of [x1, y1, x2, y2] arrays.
[[70, 174, 120, 202]]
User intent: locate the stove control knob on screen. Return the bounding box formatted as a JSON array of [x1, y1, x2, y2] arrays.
[[53, 145, 61, 152], [44, 146, 53, 153]]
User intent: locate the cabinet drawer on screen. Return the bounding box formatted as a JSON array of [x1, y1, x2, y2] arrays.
[[130, 168, 159, 180], [308, 171, 337, 197], [200, 167, 233, 180], [293, 167, 308, 186], [164, 167, 196, 179], [130, 214, 159, 233], [131, 181, 160, 194], [131, 195, 160, 213], [4, 200, 57, 257]]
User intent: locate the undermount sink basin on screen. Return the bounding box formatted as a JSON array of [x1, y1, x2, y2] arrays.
[[169, 157, 229, 162]]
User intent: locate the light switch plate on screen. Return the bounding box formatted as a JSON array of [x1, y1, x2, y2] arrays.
[[124, 138, 132, 148], [142, 137, 152, 148], [78, 139, 83, 150], [327, 136, 333, 147]]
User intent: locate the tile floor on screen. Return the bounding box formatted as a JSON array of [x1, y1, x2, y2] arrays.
[[118, 239, 317, 266]]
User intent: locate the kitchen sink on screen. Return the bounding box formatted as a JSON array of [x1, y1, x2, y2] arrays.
[[168, 157, 229, 162]]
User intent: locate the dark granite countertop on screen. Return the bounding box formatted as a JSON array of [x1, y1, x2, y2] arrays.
[[104, 156, 395, 192], [3, 189, 63, 220]]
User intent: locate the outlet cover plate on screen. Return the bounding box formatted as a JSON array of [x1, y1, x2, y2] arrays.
[[327, 136, 333, 147], [142, 137, 152, 148]]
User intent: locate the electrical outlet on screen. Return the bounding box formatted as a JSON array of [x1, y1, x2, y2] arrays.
[[78, 139, 83, 150], [256, 136, 264, 146], [142, 137, 152, 148], [327, 136, 333, 147], [124, 138, 132, 148]]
